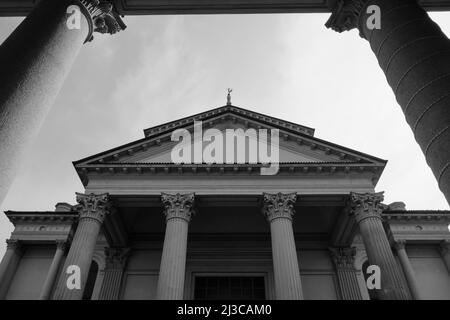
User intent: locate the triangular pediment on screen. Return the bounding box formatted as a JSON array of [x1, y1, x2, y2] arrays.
[[74, 105, 386, 184]]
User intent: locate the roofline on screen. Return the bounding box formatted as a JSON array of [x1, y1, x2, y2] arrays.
[[142, 105, 316, 137]]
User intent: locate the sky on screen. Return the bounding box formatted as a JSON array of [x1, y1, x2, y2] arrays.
[[0, 12, 450, 257]]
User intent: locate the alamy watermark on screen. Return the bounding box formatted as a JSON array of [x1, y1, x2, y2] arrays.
[[170, 121, 280, 175]]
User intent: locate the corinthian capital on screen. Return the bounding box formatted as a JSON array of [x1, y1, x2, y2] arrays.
[[6, 239, 21, 251], [330, 247, 357, 268], [75, 192, 111, 224], [394, 240, 406, 251], [104, 247, 130, 269], [161, 193, 195, 223], [262, 192, 297, 222], [325, 0, 370, 34], [77, 0, 126, 42], [348, 192, 385, 224], [440, 240, 450, 255]]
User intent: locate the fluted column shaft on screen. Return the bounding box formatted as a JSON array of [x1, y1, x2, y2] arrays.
[[0, 0, 125, 206], [39, 241, 67, 300], [440, 240, 450, 274], [0, 240, 23, 299], [53, 193, 111, 300], [98, 247, 130, 300], [394, 241, 422, 300], [330, 247, 364, 300], [327, 0, 450, 204], [263, 192, 303, 300], [349, 192, 409, 300], [156, 193, 194, 300]]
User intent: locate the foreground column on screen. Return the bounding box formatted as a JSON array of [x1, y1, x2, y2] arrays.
[[98, 247, 130, 300], [39, 240, 67, 300], [394, 240, 422, 300], [349, 192, 409, 299], [262, 192, 303, 300], [53, 193, 111, 300], [326, 0, 450, 204], [0, 0, 125, 205], [330, 247, 364, 300], [156, 193, 195, 300], [0, 240, 23, 299]]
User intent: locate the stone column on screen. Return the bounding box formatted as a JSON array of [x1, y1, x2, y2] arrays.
[[156, 193, 195, 300], [98, 247, 130, 300], [53, 193, 111, 300], [439, 240, 450, 274], [349, 192, 409, 300], [0, 0, 125, 206], [330, 247, 364, 300], [262, 192, 303, 300], [394, 240, 422, 300], [0, 239, 24, 299], [39, 240, 67, 300], [326, 0, 450, 204]]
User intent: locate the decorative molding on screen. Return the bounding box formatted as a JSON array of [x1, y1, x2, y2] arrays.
[[55, 240, 68, 251], [77, 0, 126, 42], [161, 193, 195, 223], [348, 192, 385, 224], [394, 240, 406, 251], [75, 192, 112, 224], [330, 247, 357, 268], [383, 211, 450, 221], [143, 106, 314, 138], [325, 0, 369, 36], [104, 247, 130, 269], [262, 192, 297, 222], [6, 212, 78, 225], [5, 239, 21, 251], [440, 240, 450, 255]]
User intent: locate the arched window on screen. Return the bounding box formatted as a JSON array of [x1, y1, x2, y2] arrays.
[[362, 260, 378, 300], [82, 260, 99, 300]]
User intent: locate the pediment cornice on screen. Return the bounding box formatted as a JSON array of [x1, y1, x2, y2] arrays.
[[143, 105, 315, 138]]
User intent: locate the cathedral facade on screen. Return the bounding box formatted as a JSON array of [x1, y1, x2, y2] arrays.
[[0, 105, 450, 300]]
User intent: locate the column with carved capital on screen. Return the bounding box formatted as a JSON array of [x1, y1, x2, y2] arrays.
[[0, 239, 23, 299], [326, 0, 450, 204], [0, 0, 125, 206], [349, 192, 409, 299], [39, 240, 67, 300], [98, 247, 130, 300], [330, 247, 364, 300], [156, 193, 194, 300], [53, 193, 111, 300], [262, 192, 303, 300], [439, 240, 450, 275], [394, 240, 422, 300]]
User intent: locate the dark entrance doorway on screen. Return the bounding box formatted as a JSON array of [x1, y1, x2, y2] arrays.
[[194, 276, 266, 300]]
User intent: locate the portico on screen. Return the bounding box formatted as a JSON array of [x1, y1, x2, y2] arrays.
[[1, 106, 450, 300]]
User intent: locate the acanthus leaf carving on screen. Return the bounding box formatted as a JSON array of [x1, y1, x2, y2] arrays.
[[325, 0, 370, 36], [348, 191, 385, 224], [161, 193, 195, 223], [75, 192, 111, 224], [262, 192, 297, 222]]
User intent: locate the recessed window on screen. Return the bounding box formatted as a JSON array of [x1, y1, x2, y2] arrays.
[[194, 276, 265, 300]]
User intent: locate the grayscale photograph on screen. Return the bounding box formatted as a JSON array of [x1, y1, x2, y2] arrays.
[[0, 0, 450, 308]]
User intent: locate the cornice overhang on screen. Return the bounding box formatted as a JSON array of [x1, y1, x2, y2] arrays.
[[142, 105, 315, 138], [1, 0, 448, 16], [5, 211, 78, 225], [383, 210, 450, 222], [74, 162, 385, 187]]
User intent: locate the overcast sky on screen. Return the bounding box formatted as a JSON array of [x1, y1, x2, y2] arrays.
[[0, 12, 449, 257]]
